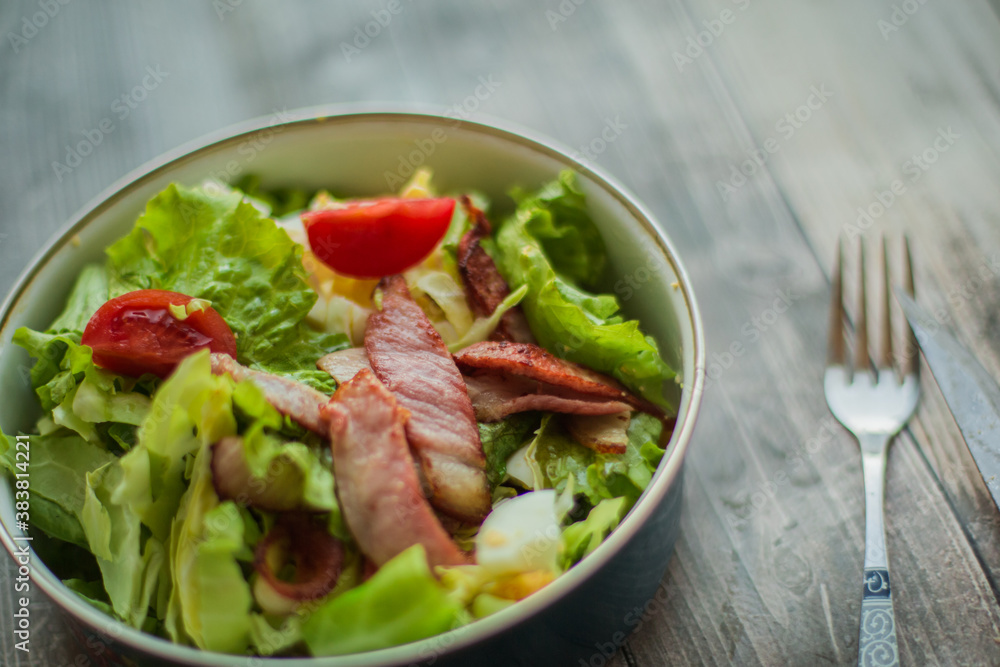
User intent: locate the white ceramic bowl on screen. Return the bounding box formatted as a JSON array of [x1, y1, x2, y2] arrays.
[[0, 107, 704, 666]]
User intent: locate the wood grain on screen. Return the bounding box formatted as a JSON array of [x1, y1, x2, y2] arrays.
[[1, 0, 1000, 665]]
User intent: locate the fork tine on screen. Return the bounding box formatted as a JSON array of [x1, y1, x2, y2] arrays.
[[827, 239, 846, 366], [853, 238, 869, 372], [877, 235, 893, 370], [901, 235, 918, 377]]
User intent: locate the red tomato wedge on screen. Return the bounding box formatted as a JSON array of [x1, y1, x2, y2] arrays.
[[81, 289, 238, 378], [301, 197, 455, 278]]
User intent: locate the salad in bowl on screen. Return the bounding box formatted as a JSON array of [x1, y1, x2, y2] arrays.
[[0, 166, 676, 658]]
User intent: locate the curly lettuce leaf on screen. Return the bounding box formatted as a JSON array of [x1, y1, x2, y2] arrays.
[[509, 170, 608, 291], [494, 172, 676, 411], [525, 415, 594, 499], [478, 412, 542, 489], [105, 182, 347, 392], [526, 413, 665, 508], [560, 497, 629, 568], [14, 328, 91, 412], [48, 263, 110, 333], [12, 328, 153, 448], [301, 545, 466, 656]]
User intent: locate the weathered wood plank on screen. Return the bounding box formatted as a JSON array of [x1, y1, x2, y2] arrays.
[[589, 0, 1000, 664], [688, 0, 1000, 597]]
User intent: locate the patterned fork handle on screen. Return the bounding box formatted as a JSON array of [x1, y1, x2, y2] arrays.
[[857, 441, 899, 667]]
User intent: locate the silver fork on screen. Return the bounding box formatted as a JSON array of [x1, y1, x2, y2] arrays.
[[824, 237, 919, 667]]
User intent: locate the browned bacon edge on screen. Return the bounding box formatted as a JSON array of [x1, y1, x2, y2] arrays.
[[323, 369, 468, 569], [454, 341, 664, 418], [463, 373, 632, 423], [457, 196, 535, 344], [210, 353, 329, 434], [365, 275, 492, 523]]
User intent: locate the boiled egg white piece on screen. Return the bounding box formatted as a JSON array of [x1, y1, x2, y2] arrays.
[[476, 490, 561, 575]]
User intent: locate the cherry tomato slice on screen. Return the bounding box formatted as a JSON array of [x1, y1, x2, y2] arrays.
[[301, 197, 455, 279], [81, 289, 238, 378]]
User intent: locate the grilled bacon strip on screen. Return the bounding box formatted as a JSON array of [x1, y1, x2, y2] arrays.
[[457, 196, 534, 344], [565, 412, 632, 455], [253, 513, 344, 609], [365, 275, 492, 523], [210, 436, 320, 512], [454, 341, 664, 419], [323, 369, 468, 568], [210, 353, 329, 435], [463, 373, 633, 422], [316, 347, 371, 384]]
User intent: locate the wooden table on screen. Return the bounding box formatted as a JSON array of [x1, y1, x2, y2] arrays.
[[3, 1, 1000, 664]]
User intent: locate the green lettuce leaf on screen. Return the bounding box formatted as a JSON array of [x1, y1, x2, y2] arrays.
[[112, 351, 237, 542], [560, 497, 629, 568], [47, 263, 110, 333], [62, 578, 114, 615], [509, 170, 608, 291], [477, 412, 542, 488], [80, 458, 164, 628], [14, 328, 90, 412], [165, 449, 252, 653], [301, 545, 466, 656], [105, 182, 348, 392], [233, 173, 311, 218], [231, 382, 340, 520], [525, 415, 595, 500], [526, 413, 665, 508], [0, 431, 117, 548], [12, 328, 154, 447], [249, 613, 305, 657], [494, 172, 676, 410]]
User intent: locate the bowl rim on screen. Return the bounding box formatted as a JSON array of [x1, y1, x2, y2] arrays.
[[0, 104, 705, 666]]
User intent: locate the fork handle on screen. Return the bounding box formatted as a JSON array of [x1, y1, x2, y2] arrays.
[[858, 443, 899, 667]]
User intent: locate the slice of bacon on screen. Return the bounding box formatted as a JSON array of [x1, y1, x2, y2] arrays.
[[323, 369, 468, 569], [457, 196, 535, 344], [463, 373, 632, 422], [454, 341, 664, 418], [210, 435, 318, 512], [253, 513, 344, 610], [316, 347, 371, 384], [210, 353, 329, 434], [565, 412, 631, 454], [365, 275, 492, 523]]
